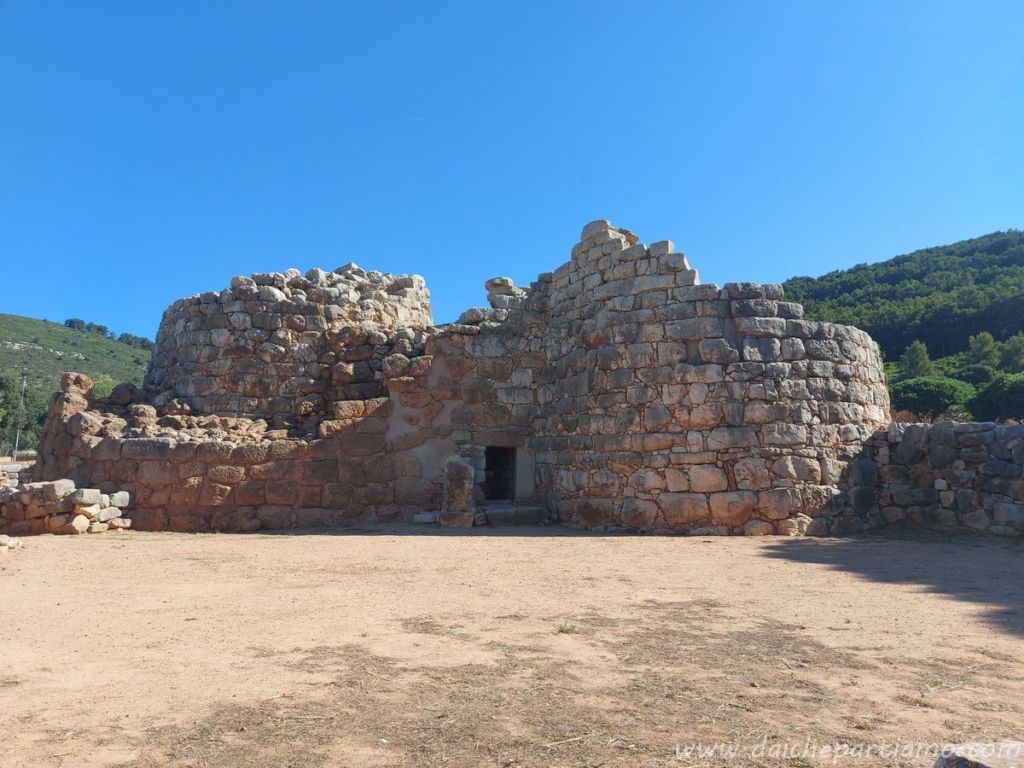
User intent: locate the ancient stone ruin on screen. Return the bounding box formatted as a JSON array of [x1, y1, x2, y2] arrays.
[[3, 220, 1021, 537], [0, 479, 132, 535]]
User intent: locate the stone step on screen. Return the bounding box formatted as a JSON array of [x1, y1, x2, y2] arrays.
[[483, 505, 548, 526]]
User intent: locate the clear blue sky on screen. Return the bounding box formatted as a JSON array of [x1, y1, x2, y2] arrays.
[[2, 1, 1022, 337]]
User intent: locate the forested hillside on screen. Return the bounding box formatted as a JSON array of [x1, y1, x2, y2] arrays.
[[784, 230, 1024, 420], [784, 230, 1024, 360]]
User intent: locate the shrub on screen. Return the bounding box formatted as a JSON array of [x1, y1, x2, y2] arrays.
[[968, 373, 1024, 422], [89, 375, 116, 400], [890, 377, 975, 419]]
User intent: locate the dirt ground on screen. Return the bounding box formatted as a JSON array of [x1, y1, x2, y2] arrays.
[[1, 527, 1021, 768]]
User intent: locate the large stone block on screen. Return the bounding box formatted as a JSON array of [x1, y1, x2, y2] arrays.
[[659, 493, 709, 528], [709, 492, 757, 526], [698, 338, 739, 364], [122, 439, 174, 460], [666, 317, 724, 340], [757, 488, 803, 520], [620, 499, 658, 529], [687, 465, 728, 493]]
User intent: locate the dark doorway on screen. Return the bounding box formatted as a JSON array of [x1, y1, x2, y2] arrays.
[[482, 446, 516, 501]]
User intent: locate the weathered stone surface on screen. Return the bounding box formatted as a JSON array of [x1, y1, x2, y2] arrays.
[[743, 519, 774, 536], [12, 219, 902, 538], [443, 456, 475, 514], [70, 488, 102, 505], [659, 493, 709, 528], [709, 492, 757, 527], [621, 498, 658, 529], [688, 465, 728, 493], [438, 510, 474, 527]]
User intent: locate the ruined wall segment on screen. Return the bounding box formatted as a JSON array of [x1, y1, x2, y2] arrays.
[[145, 264, 431, 419], [24, 220, 897, 535], [842, 421, 1024, 535], [523, 221, 890, 534]]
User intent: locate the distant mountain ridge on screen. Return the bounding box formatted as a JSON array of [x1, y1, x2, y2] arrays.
[[783, 230, 1024, 361]]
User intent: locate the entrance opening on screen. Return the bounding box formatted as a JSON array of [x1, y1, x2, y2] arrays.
[[482, 446, 516, 502]]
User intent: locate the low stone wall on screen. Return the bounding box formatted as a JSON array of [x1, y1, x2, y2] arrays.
[[846, 422, 1024, 536]]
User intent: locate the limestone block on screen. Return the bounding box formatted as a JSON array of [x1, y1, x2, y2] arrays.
[[709, 492, 757, 526], [659, 493, 709, 528], [733, 458, 771, 490], [687, 465, 728, 493], [69, 488, 101, 505], [698, 338, 739, 364], [666, 317, 724, 340], [742, 337, 781, 362], [443, 456, 476, 514], [736, 317, 787, 337], [757, 488, 803, 520], [206, 466, 246, 483], [775, 514, 812, 536], [621, 499, 658, 528], [96, 506, 121, 523], [993, 502, 1024, 527], [665, 468, 689, 492], [743, 520, 774, 536], [961, 510, 991, 531], [73, 503, 103, 521], [773, 456, 821, 482], [67, 514, 90, 534], [580, 219, 612, 241], [39, 480, 76, 502]]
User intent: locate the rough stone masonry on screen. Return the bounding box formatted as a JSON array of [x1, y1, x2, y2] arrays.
[[7, 219, 914, 536]]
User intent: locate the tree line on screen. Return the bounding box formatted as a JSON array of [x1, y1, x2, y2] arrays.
[[784, 230, 1024, 361], [63, 318, 154, 350], [782, 230, 1024, 422], [0, 373, 47, 456]]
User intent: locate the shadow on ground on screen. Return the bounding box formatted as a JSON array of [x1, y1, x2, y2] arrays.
[[762, 528, 1024, 637]]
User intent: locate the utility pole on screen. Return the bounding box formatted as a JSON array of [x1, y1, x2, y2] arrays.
[[11, 373, 27, 461]]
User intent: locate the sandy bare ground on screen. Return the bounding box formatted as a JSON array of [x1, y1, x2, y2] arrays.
[[1, 528, 1021, 768]]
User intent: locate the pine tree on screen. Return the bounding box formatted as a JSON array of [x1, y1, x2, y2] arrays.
[[966, 332, 1000, 369], [899, 340, 934, 379], [999, 332, 1024, 373]]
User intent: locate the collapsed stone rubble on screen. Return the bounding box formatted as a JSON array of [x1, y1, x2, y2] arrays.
[[0, 479, 132, 535]]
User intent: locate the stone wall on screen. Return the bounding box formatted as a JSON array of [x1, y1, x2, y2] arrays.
[[21, 220, 895, 535], [145, 264, 431, 418], [525, 222, 889, 534], [843, 422, 1024, 536]]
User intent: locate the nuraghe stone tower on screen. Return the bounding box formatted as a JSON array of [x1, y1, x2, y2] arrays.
[[29, 220, 891, 534]]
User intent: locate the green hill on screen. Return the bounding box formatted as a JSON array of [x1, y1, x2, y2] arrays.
[[0, 313, 150, 392], [0, 314, 152, 451], [783, 230, 1024, 420], [783, 230, 1024, 360]]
